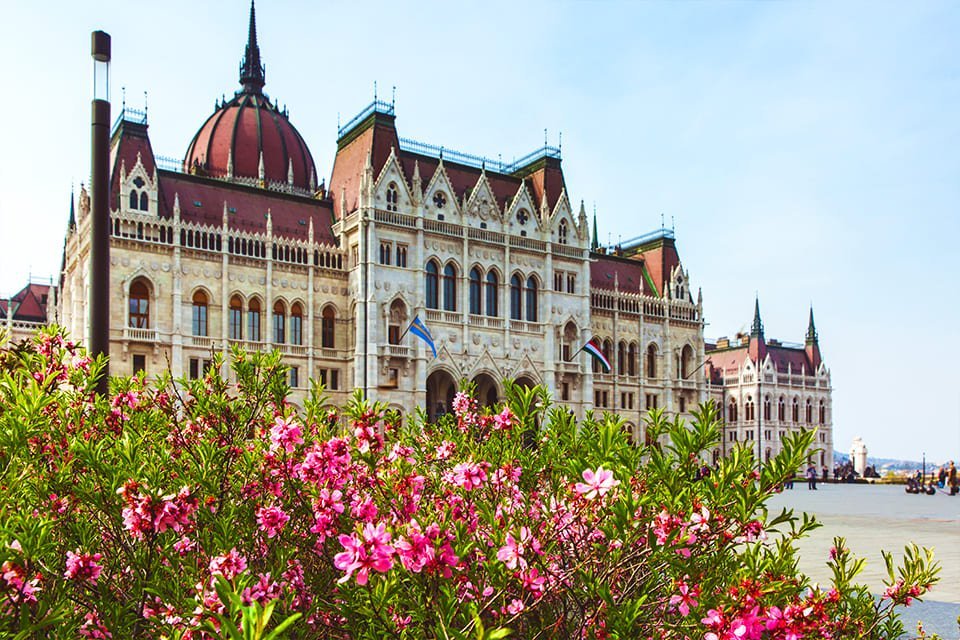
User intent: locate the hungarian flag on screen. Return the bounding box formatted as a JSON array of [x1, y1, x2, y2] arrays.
[[580, 337, 611, 372]]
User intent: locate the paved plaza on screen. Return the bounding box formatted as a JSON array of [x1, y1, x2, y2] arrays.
[[768, 483, 959, 638]]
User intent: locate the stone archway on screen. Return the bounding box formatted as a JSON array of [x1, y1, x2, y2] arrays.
[[426, 369, 457, 423], [472, 372, 500, 409], [514, 374, 538, 390]]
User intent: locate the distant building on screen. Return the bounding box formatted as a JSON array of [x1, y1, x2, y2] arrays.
[[1, 281, 55, 344], [850, 437, 868, 477], [704, 301, 833, 467]]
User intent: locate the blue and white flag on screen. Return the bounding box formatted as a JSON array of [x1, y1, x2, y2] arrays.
[[407, 315, 437, 358]]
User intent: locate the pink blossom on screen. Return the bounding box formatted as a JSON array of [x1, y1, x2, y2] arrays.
[[256, 505, 290, 538], [446, 461, 488, 490], [573, 466, 619, 499], [452, 392, 473, 415], [668, 578, 699, 617], [493, 407, 515, 431], [505, 598, 525, 615], [435, 440, 456, 460], [64, 549, 103, 585], [269, 416, 303, 453], [334, 522, 395, 585], [497, 526, 538, 570], [209, 548, 248, 580], [79, 610, 112, 639]]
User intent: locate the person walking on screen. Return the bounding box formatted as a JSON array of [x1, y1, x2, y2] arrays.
[[949, 461, 957, 496], [806, 464, 818, 490]]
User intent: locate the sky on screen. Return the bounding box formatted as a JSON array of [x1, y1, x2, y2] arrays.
[[0, 1, 957, 461]]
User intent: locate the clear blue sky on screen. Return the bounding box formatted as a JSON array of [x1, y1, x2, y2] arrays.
[[1, 1, 957, 461]]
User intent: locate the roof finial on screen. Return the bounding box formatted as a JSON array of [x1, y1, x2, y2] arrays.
[[239, 0, 266, 94], [751, 295, 764, 339], [806, 305, 818, 344], [591, 203, 599, 250]]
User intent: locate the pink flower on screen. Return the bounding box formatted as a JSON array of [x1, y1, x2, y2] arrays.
[[446, 461, 488, 490], [333, 522, 395, 585], [493, 407, 514, 431], [256, 505, 290, 538], [64, 550, 103, 585], [668, 578, 699, 617], [505, 598, 525, 615], [574, 466, 619, 499], [209, 548, 248, 580], [497, 526, 538, 570], [269, 416, 303, 453], [435, 440, 456, 460]]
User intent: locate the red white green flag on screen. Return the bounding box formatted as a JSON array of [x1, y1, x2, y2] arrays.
[[580, 337, 611, 372]]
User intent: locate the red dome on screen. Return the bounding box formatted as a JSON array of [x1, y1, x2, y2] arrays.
[[183, 94, 317, 191], [182, 1, 316, 192]]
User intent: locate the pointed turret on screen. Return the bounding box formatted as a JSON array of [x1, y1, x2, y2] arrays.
[[68, 188, 76, 230], [805, 305, 822, 371], [239, 0, 266, 95], [748, 297, 767, 363], [591, 206, 599, 251]]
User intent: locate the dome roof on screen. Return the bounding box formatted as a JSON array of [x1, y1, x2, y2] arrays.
[[182, 2, 317, 193]]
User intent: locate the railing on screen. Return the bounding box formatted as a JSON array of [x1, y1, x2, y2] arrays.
[[556, 361, 581, 374], [509, 236, 546, 252], [373, 209, 416, 228], [552, 243, 583, 259], [380, 344, 411, 358], [509, 320, 543, 335], [594, 373, 613, 384], [396, 137, 561, 175], [468, 315, 505, 329], [189, 336, 215, 348], [423, 219, 463, 238], [467, 228, 505, 245], [425, 309, 462, 324], [339, 100, 395, 138], [677, 379, 697, 389], [124, 327, 158, 342]]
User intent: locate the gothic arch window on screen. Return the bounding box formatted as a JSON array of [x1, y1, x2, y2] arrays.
[[290, 303, 303, 346], [321, 306, 336, 349], [272, 301, 286, 344], [469, 267, 482, 315], [627, 342, 637, 376], [388, 299, 407, 345], [386, 182, 399, 212], [128, 279, 150, 328], [129, 190, 138, 210], [247, 298, 262, 342], [745, 396, 755, 422], [646, 343, 657, 379], [139, 191, 149, 211], [728, 400, 738, 423], [819, 400, 826, 424], [229, 295, 243, 340], [602, 339, 612, 372], [763, 395, 771, 421], [617, 341, 627, 375], [442, 263, 457, 312], [558, 219, 569, 245], [191, 290, 208, 337], [510, 274, 522, 320], [805, 398, 813, 424], [792, 397, 800, 423], [680, 344, 695, 379], [778, 396, 785, 421], [525, 275, 538, 321], [485, 271, 498, 317], [425, 260, 439, 309]]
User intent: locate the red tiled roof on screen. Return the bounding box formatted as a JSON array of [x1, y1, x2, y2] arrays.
[[590, 254, 654, 295], [631, 240, 680, 297], [704, 341, 814, 383], [110, 121, 156, 208], [157, 173, 336, 245], [1, 283, 50, 323]]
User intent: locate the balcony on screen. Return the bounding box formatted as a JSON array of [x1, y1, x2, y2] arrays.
[[468, 315, 505, 330], [124, 327, 158, 342], [380, 344, 411, 358], [189, 336, 215, 348], [556, 361, 582, 374], [425, 309, 462, 324], [509, 320, 544, 335]]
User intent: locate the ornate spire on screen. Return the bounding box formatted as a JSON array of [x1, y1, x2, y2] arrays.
[[750, 296, 764, 339], [806, 306, 818, 344], [239, 0, 266, 94], [591, 205, 599, 250], [68, 188, 76, 230]]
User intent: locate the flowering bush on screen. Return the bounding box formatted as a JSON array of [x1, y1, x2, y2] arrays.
[[0, 328, 942, 639]]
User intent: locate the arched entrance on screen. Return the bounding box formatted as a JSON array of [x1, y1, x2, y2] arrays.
[[514, 375, 538, 390], [472, 373, 500, 409], [426, 370, 457, 423]]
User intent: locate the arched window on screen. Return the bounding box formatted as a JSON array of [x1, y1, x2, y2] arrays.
[[229, 295, 243, 340], [485, 271, 498, 316], [617, 341, 626, 375], [469, 268, 482, 315], [386, 182, 399, 212], [602, 339, 612, 374], [792, 397, 800, 423], [558, 219, 569, 245], [129, 190, 138, 210], [627, 343, 637, 376], [129, 279, 149, 328], [805, 398, 813, 424], [192, 290, 208, 336], [745, 397, 755, 421], [290, 303, 303, 346], [510, 275, 522, 320], [425, 261, 439, 309], [680, 345, 694, 379], [778, 397, 785, 421], [247, 298, 261, 342], [272, 301, 286, 344], [139, 191, 149, 211], [819, 400, 825, 424], [728, 400, 738, 423], [525, 276, 538, 321], [442, 263, 457, 312], [646, 344, 657, 379], [763, 395, 771, 421], [321, 307, 335, 349]]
